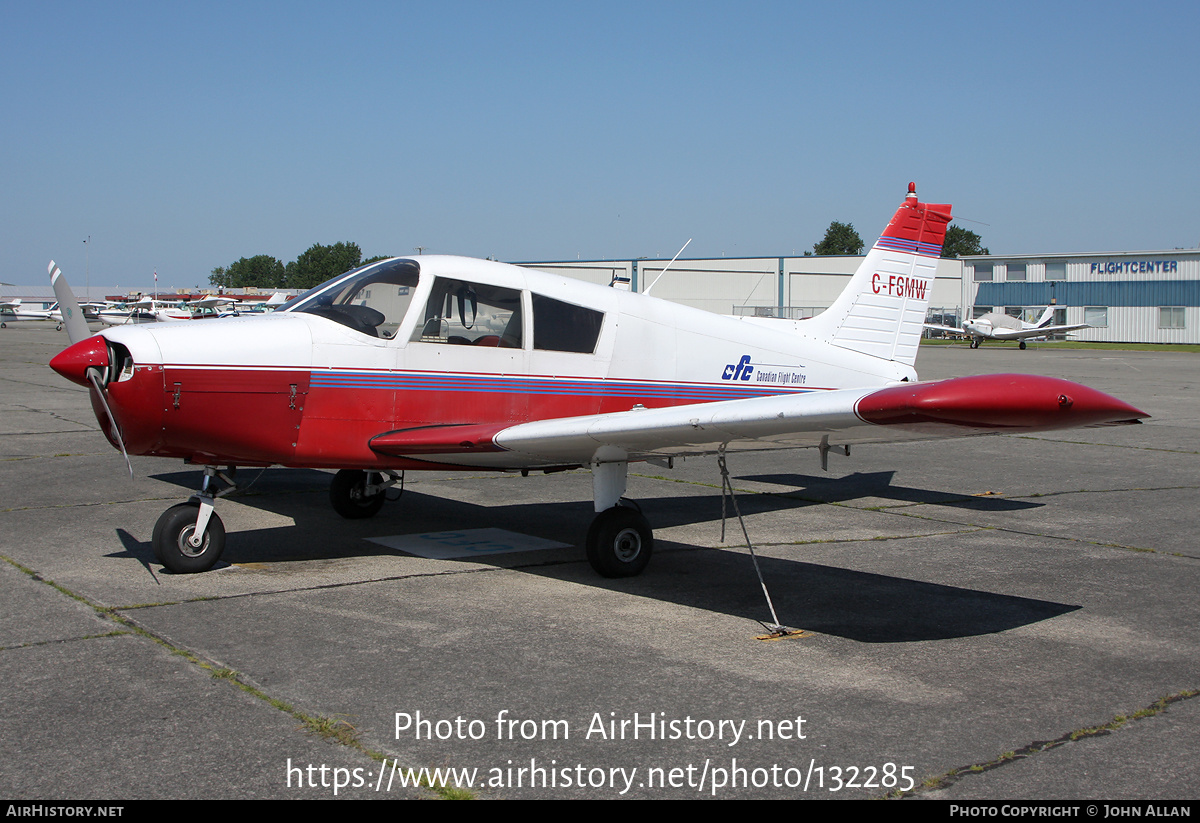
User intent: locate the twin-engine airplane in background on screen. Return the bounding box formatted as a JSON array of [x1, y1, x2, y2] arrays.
[[926, 306, 1091, 349], [48, 184, 1147, 577]]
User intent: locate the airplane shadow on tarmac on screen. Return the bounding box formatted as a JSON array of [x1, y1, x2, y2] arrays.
[[107, 467, 1073, 643], [738, 470, 1040, 510]]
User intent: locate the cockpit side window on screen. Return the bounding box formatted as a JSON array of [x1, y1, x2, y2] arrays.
[[531, 294, 604, 353], [411, 277, 523, 348], [287, 259, 419, 338]]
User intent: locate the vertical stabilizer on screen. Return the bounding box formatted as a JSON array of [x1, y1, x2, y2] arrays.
[[1033, 305, 1055, 327], [803, 184, 952, 367]]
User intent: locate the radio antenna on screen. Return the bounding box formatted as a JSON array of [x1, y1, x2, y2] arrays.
[[643, 238, 691, 296]]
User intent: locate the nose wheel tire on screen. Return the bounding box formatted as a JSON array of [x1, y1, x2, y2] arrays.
[[330, 469, 386, 519], [152, 502, 226, 573], [586, 506, 653, 578]]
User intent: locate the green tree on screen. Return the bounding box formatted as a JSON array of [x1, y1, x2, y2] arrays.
[[813, 221, 863, 255], [209, 266, 229, 288], [285, 242, 363, 290], [941, 224, 989, 258], [222, 255, 287, 288]]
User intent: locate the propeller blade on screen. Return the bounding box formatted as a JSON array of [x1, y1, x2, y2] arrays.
[[86, 366, 134, 479], [49, 261, 92, 344]]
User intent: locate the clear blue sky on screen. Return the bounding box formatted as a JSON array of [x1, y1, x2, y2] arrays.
[[3, 0, 1197, 288]]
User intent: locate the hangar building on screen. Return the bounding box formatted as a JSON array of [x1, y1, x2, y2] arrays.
[[961, 250, 1200, 345]]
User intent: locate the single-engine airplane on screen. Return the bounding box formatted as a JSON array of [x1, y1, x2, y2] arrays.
[[48, 184, 1147, 577], [926, 306, 1090, 349]]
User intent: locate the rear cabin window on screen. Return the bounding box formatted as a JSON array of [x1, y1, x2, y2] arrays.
[[411, 278, 523, 348], [532, 294, 604, 353]]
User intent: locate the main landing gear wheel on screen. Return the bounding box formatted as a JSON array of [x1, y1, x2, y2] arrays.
[[152, 502, 226, 573], [586, 506, 653, 578], [330, 469, 386, 519], [1019, 340, 1027, 350]]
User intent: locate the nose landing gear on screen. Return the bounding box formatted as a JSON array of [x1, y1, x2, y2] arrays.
[[152, 466, 234, 573]]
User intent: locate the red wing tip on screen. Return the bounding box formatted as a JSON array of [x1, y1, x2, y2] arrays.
[[857, 374, 1148, 431]]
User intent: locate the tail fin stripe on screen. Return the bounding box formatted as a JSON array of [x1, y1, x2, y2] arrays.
[[876, 236, 944, 257]]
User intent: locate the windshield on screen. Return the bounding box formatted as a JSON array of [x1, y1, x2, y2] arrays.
[[284, 258, 420, 338]]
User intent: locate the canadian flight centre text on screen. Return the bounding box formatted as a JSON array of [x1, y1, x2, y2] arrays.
[[284, 710, 918, 796]]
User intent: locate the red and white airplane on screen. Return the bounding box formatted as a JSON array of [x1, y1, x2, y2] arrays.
[[48, 184, 1148, 577]]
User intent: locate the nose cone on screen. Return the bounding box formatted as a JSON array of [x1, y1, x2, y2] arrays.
[[50, 335, 108, 386]]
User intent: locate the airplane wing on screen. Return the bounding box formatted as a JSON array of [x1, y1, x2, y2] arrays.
[[369, 373, 1146, 468], [922, 323, 966, 337], [189, 297, 237, 309], [991, 323, 1090, 340]]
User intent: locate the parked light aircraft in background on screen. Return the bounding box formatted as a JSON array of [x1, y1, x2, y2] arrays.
[[97, 295, 260, 325], [1, 299, 56, 328], [3, 299, 108, 330], [926, 306, 1090, 349], [97, 297, 195, 326], [48, 184, 1147, 577], [186, 296, 241, 319]]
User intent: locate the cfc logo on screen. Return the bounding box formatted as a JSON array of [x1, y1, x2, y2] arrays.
[[722, 355, 753, 381]]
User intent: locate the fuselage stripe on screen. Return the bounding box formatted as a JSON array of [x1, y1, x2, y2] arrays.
[[307, 371, 817, 400]]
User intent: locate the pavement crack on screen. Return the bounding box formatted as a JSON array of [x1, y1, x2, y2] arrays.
[[717, 527, 986, 550], [1, 496, 184, 513], [11, 402, 99, 429], [890, 688, 1200, 799], [0, 630, 128, 653], [1013, 434, 1200, 456], [869, 508, 1194, 558], [1015, 485, 1200, 501]]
